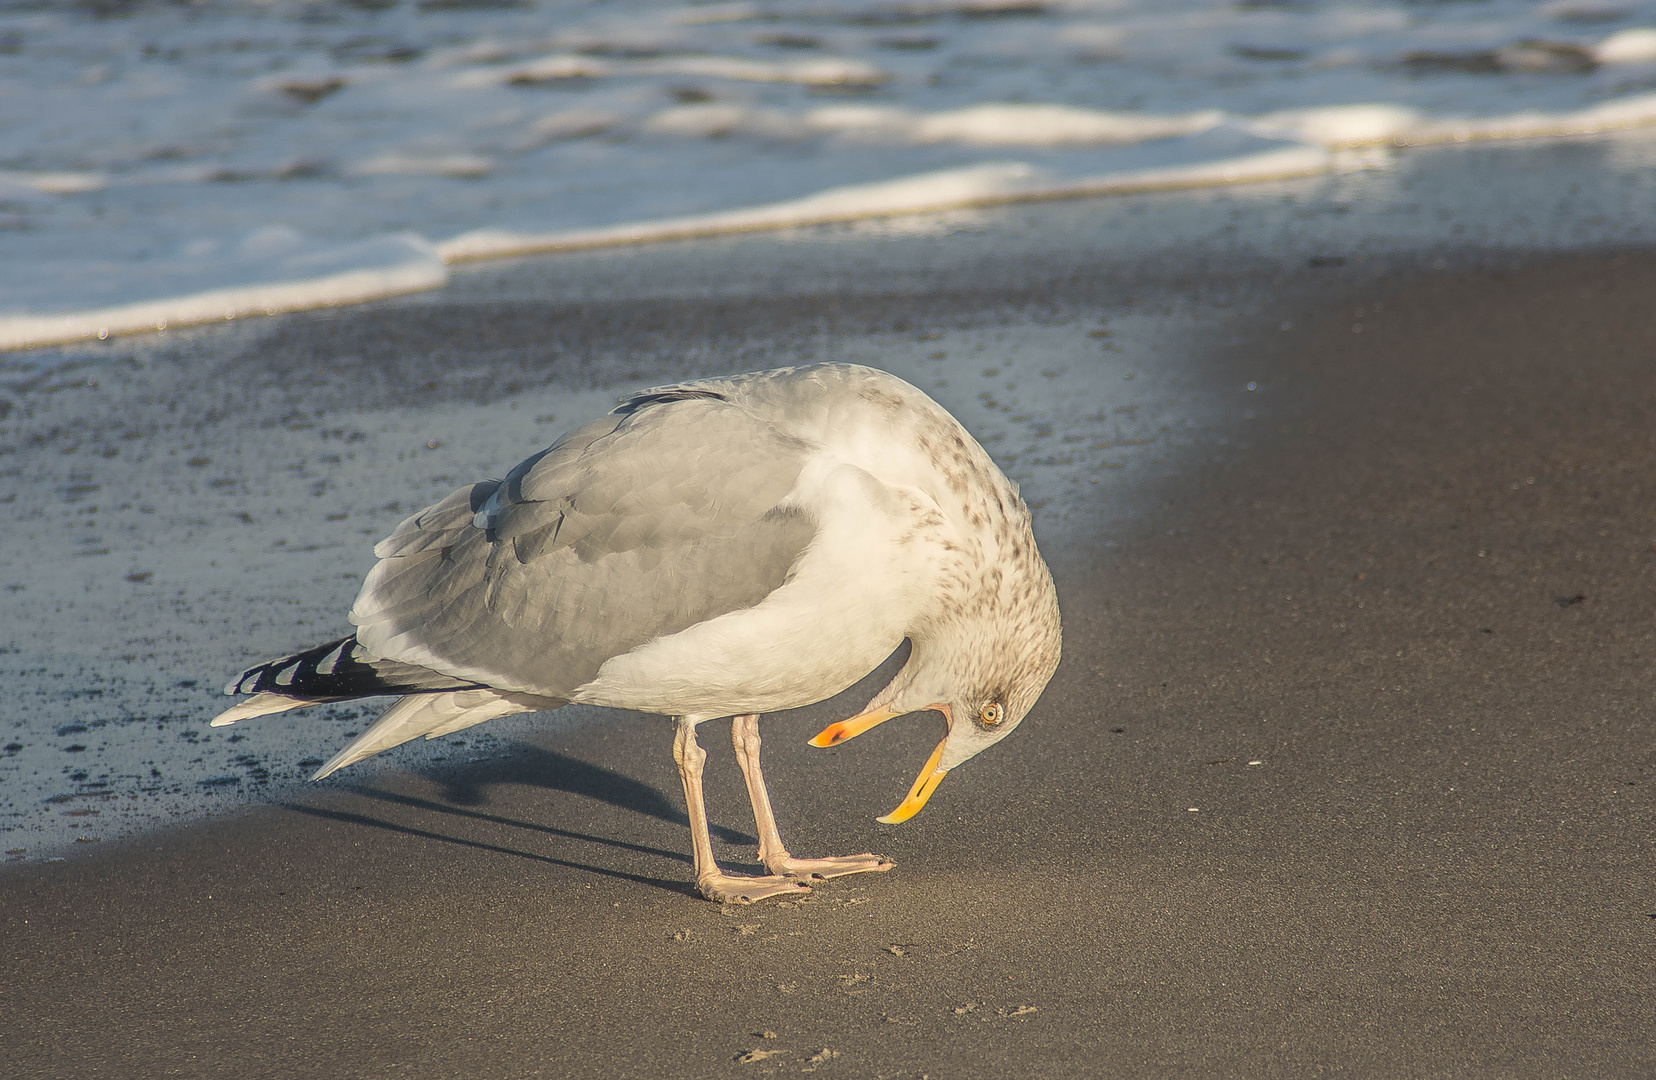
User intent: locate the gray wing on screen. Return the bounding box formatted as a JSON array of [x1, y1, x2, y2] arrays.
[[348, 392, 817, 699]]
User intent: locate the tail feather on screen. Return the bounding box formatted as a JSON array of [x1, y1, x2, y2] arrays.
[[210, 693, 322, 727], [310, 688, 556, 780], [216, 635, 564, 779]]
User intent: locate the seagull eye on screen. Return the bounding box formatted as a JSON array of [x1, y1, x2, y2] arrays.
[[979, 702, 1004, 727]]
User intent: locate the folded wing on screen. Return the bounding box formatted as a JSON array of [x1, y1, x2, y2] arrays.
[[349, 390, 819, 700]]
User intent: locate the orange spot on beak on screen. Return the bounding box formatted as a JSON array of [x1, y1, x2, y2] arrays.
[[808, 706, 902, 748]]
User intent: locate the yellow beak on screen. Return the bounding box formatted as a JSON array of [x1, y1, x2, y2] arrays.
[[811, 704, 953, 823], [877, 736, 949, 824], [808, 706, 902, 747]]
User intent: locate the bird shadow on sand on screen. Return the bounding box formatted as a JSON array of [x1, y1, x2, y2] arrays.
[[344, 784, 693, 865], [425, 741, 755, 845], [276, 741, 761, 898], [280, 800, 698, 898]]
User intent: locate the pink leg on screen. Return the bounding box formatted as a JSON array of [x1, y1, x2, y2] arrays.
[[731, 713, 893, 881], [673, 717, 808, 904]]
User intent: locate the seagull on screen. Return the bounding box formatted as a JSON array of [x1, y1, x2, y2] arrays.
[[212, 363, 1062, 903]]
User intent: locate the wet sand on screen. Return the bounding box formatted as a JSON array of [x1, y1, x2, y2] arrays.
[[4, 182, 1656, 1074]]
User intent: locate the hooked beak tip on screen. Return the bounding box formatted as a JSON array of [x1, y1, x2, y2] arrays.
[[877, 736, 950, 824]]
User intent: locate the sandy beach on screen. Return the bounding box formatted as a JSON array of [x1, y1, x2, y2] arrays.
[[3, 139, 1655, 1077]]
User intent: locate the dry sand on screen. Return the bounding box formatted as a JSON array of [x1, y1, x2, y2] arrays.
[[2, 143, 1655, 1078]]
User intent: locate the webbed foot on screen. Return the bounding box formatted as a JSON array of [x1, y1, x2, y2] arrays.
[[697, 871, 811, 904], [770, 853, 894, 881]]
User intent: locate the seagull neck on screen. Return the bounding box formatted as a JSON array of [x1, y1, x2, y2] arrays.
[[865, 628, 980, 719]]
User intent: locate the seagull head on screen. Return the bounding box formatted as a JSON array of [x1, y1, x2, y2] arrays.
[[809, 560, 1062, 823]]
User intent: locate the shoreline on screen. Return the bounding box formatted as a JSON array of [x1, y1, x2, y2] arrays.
[[6, 117, 1656, 354]]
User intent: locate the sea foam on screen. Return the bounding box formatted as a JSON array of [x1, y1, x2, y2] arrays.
[[437, 147, 1331, 262], [6, 0, 1656, 350], [0, 233, 446, 351]]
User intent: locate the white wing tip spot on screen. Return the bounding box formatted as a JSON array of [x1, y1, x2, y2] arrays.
[[316, 642, 346, 676]]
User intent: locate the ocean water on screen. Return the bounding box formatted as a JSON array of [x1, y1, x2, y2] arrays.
[[4, 0, 1656, 347]]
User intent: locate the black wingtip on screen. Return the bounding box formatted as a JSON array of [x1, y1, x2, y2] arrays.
[[224, 635, 485, 703], [227, 636, 356, 699]]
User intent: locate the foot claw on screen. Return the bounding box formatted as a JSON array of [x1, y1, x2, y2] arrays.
[[770, 853, 894, 881], [697, 872, 811, 904]]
